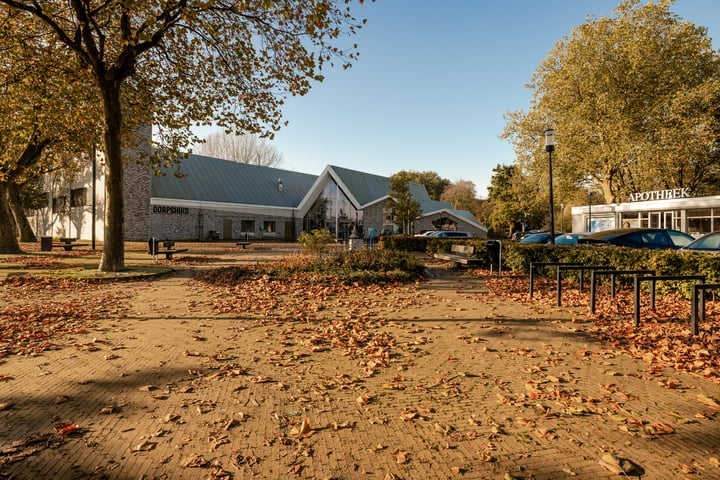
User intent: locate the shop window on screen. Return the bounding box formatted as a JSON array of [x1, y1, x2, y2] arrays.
[[52, 196, 67, 213], [688, 209, 712, 217], [263, 221, 276, 233], [70, 188, 87, 207], [240, 220, 254, 233]]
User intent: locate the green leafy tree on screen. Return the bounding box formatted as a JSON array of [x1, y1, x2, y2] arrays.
[[389, 173, 421, 235], [487, 163, 547, 236], [1, 0, 369, 271], [503, 0, 720, 205], [391, 170, 450, 201]]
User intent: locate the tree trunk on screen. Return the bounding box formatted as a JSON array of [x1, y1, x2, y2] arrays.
[[600, 179, 616, 204], [98, 83, 125, 272], [9, 183, 37, 243], [0, 182, 23, 254]]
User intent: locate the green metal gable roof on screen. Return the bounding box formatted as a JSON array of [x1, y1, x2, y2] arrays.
[[328, 165, 392, 206], [328, 165, 431, 206], [151, 154, 317, 207]]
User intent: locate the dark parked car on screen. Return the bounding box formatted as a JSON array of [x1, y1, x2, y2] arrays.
[[520, 232, 588, 245], [554, 233, 587, 245], [427, 230, 473, 238], [576, 228, 694, 250], [519, 232, 553, 244], [680, 231, 720, 253]]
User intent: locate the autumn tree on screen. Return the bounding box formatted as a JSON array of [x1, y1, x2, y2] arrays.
[[503, 0, 720, 205], [389, 173, 421, 235], [197, 131, 283, 167], [390, 170, 450, 201], [1, 0, 368, 271], [0, 10, 100, 253], [440, 180, 477, 212]]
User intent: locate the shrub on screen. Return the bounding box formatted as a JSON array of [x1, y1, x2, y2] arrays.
[[195, 248, 425, 286], [297, 229, 335, 255]]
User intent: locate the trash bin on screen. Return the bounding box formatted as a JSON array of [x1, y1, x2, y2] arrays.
[[40, 236, 53, 252], [485, 239, 502, 274], [148, 237, 159, 256]]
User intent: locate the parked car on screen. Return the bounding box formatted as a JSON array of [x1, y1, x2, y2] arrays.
[[679, 231, 720, 253], [512, 230, 542, 241], [576, 228, 694, 249], [428, 230, 473, 238], [520, 232, 588, 245], [554, 233, 587, 245], [519, 232, 553, 244]]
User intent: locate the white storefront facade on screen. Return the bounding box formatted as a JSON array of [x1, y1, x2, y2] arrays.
[[571, 188, 720, 236]]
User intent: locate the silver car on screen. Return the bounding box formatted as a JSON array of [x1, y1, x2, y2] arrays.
[[680, 231, 720, 253]]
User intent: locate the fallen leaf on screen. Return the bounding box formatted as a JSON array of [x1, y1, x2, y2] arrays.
[[599, 453, 644, 475], [290, 417, 312, 436], [392, 448, 409, 464], [131, 440, 156, 452], [181, 454, 209, 467], [645, 422, 674, 435], [52, 422, 79, 438], [698, 394, 720, 410]]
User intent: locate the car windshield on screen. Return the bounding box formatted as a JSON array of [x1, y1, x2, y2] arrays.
[[520, 233, 550, 243], [668, 230, 694, 247], [555, 234, 585, 245], [686, 232, 720, 250]]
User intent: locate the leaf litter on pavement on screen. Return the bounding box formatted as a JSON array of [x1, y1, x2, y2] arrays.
[[2, 255, 720, 478]]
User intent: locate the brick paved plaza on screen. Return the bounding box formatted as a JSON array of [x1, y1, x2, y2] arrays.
[[1, 244, 719, 479]]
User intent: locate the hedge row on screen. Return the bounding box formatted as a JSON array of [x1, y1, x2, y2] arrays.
[[378, 235, 720, 297], [502, 243, 720, 297]]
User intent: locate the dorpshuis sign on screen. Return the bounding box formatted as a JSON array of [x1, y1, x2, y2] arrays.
[[629, 188, 691, 202]]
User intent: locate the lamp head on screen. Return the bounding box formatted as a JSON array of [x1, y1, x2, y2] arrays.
[[544, 128, 555, 152]]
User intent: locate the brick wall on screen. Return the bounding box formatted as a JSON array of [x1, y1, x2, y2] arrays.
[[149, 205, 301, 241], [123, 125, 153, 241]]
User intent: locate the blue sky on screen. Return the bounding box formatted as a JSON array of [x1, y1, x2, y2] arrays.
[[211, 1, 720, 198]]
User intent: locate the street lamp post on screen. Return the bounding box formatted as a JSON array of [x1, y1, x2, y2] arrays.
[[587, 188, 592, 233], [544, 128, 556, 244]]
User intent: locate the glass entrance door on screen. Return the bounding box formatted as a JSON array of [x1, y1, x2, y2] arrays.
[[664, 212, 675, 230], [649, 212, 661, 228]]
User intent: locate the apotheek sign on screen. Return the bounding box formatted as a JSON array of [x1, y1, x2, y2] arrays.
[[628, 188, 691, 202]]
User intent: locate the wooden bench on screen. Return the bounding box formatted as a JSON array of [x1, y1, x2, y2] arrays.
[[434, 244, 482, 269], [148, 239, 188, 260], [52, 238, 88, 251]]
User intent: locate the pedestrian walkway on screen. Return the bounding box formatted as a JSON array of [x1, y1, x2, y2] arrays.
[[1, 252, 718, 479]]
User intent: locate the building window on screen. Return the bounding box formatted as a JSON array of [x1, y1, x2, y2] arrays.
[[70, 188, 87, 207], [52, 196, 67, 214], [263, 221, 276, 233], [687, 208, 714, 235], [240, 220, 254, 233]]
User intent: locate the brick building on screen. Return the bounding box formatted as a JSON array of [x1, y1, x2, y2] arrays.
[[29, 152, 487, 242]]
